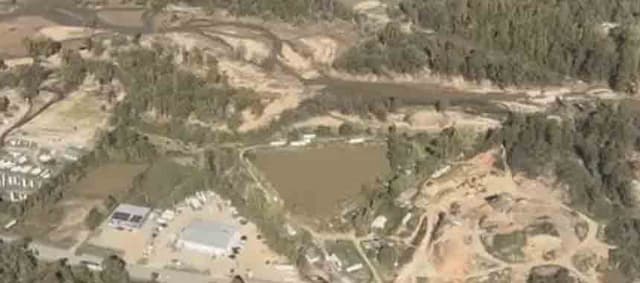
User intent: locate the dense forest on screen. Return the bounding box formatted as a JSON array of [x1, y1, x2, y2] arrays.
[[0, 240, 134, 283], [112, 43, 260, 130], [180, 0, 351, 21], [337, 0, 640, 92], [495, 102, 638, 219], [487, 101, 640, 280]]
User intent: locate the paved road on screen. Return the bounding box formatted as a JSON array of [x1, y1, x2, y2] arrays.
[[0, 233, 293, 283]]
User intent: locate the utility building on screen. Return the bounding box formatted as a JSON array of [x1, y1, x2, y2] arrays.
[[176, 220, 241, 257], [108, 204, 150, 230]]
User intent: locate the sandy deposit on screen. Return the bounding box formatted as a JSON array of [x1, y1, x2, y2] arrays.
[[299, 36, 339, 65], [97, 9, 145, 28], [0, 16, 57, 58], [13, 78, 115, 151], [203, 31, 271, 64], [4, 57, 34, 67], [160, 32, 201, 50], [397, 149, 611, 283], [279, 43, 319, 79], [38, 25, 107, 42], [352, 0, 390, 26], [394, 110, 501, 133], [353, 0, 386, 11], [48, 199, 101, 243], [238, 91, 301, 132], [218, 58, 304, 96], [432, 226, 473, 277], [497, 101, 545, 113], [293, 115, 344, 129]]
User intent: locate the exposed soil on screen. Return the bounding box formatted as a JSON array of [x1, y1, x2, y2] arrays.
[[12, 78, 115, 151], [0, 16, 57, 58], [14, 163, 146, 248], [395, 149, 611, 283], [96, 9, 144, 28], [67, 163, 147, 199]]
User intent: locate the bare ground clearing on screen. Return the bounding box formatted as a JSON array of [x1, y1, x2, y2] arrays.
[[97, 9, 144, 28], [11, 78, 117, 151], [13, 163, 146, 248], [0, 16, 57, 58], [396, 150, 610, 283]]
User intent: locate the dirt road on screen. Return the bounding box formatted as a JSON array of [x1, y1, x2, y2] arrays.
[[395, 150, 610, 283]]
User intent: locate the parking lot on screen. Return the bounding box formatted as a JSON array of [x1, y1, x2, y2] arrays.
[[87, 191, 301, 282]]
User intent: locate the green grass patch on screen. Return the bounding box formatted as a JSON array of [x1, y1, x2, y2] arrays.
[[75, 242, 123, 258], [125, 159, 209, 209], [325, 240, 364, 268]]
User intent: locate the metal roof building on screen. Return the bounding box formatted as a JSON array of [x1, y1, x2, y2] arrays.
[[176, 220, 241, 257], [108, 203, 150, 230]]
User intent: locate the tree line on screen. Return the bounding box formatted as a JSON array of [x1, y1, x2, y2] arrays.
[[338, 0, 640, 92], [112, 44, 260, 130], [494, 102, 638, 219], [189, 0, 351, 22], [488, 101, 640, 280], [0, 239, 135, 283], [347, 125, 482, 235]]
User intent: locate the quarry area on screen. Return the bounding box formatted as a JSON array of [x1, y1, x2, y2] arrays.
[[0, 0, 635, 283]]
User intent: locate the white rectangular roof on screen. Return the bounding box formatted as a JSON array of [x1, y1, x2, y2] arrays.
[[180, 220, 239, 249]]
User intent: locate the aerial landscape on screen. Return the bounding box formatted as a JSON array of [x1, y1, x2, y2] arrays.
[[0, 0, 640, 282]]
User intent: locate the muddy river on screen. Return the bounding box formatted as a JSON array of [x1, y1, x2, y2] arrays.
[[253, 144, 390, 218]]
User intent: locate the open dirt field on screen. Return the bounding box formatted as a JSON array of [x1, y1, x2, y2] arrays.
[[253, 144, 390, 218], [14, 80, 114, 151], [38, 25, 106, 42], [298, 36, 339, 66], [0, 16, 57, 58], [201, 30, 271, 64], [396, 150, 610, 283], [293, 115, 344, 129], [97, 9, 144, 28], [402, 109, 501, 132], [238, 89, 302, 132], [279, 42, 318, 79], [67, 163, 147, 199], [14, 163, 146, 248]]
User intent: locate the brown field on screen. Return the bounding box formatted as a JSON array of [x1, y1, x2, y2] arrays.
[[14, 163, 147, 248], [97, 9, 144, 28], [253, 144, 390, 217], [67, 163, 147, 198], [15, 82, 113, 151], [0, 16, 57, 58]]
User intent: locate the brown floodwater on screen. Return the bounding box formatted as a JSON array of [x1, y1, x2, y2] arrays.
[[253, 144, 390, 218]]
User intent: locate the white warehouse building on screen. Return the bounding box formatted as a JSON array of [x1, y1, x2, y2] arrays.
[[176, 220, 241, 257]]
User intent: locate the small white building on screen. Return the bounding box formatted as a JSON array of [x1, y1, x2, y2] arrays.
[[346, 263, 364, 273], [269, 140, 288, 147], [371, 215, 387, 230], [290, 140, 310, 147], [176, 220, 241, 257], [302, 134, 317, 141]]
